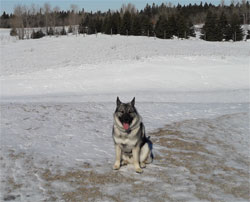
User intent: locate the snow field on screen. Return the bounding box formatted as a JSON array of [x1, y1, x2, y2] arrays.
[[0, 29, 250, 201]]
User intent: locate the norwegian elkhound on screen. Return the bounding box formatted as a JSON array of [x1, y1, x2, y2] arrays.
[[112, 97, 152, 173]]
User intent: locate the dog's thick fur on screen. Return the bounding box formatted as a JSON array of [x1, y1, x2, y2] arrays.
[[112, 97, 152, 173]]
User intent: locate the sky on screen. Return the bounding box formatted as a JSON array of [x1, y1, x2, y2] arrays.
[[0, 0, 226, 14]]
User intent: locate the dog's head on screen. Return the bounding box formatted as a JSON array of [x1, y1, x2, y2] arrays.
[[115, 97, 138, 131]]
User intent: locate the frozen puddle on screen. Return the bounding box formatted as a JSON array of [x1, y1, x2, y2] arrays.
[[0, 102, 249, 201]]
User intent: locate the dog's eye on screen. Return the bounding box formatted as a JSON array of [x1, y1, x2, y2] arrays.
[[128, 109, 134, 113]]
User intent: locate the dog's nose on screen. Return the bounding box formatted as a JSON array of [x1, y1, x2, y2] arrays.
[[123, 114, 131, 123]]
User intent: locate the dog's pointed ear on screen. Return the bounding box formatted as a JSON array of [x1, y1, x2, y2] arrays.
[[131, 97, 135, 106], [116, 97, 121, 106]]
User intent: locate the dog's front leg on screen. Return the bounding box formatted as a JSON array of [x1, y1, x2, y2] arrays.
[[113, 144, 121, 170], [132, 146, 143, 173]]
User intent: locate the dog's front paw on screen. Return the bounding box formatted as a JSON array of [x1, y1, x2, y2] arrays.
[[140, 162, 146, 168], [113, 162, 120, 170], [135, 167, 143, 173]]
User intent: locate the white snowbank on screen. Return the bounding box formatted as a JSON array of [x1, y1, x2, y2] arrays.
[[1, 32, 249, 103]]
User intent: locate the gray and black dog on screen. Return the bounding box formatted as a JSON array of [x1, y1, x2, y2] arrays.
[[112, 97, 152, 173]]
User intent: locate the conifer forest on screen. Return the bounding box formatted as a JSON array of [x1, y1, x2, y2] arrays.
[[1, 1, 249, 41]]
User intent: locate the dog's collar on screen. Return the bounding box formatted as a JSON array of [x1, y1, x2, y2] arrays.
[[113, 114, 142, 133]]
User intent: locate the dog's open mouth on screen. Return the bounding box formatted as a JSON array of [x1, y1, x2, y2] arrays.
[[122, 123, 130, 130]]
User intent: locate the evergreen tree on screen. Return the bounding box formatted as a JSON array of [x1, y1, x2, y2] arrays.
[[227, 13, 243, 41], [104, 12, 121, 35], [131, 14, 142, 35], [216, 12, 229, 41], [0, 11, 10, 28], [141, 15, 153, 36], [47, 27, 54, 35], [187, 21, 196, 38], [78, 15, 91, 34], [111, 12, 121, 34], [201, 11, 218, 41], [247, 30, 250, 39], [176, 15, 188, 38], [168, 15, 178, 37], [155, 15, 166, 38], [88, 17, 96, 34], [144, 4, 152, 17], [95, 17, 103, 33], [155, 15, 172, 39], [103, 15, 112, 34], [78, 18, 85, 34], [31, 29, 45, 39], [60, 26, 67, 35], [120, 11, 132, 35]]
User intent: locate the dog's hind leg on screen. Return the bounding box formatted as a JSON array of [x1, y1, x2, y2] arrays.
[[140, 143, 151, 167]]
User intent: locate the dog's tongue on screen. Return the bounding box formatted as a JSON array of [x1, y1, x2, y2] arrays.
[[123, 123, 130, 130]]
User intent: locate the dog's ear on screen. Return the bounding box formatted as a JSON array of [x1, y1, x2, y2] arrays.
[[131, 97, 135, 106], [116, 97, 121, 106]]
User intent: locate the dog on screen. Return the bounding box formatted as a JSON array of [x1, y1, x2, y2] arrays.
[[112, 97, 152, 173]]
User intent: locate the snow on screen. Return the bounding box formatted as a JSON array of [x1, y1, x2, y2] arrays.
[[0, 29, 250, 201]]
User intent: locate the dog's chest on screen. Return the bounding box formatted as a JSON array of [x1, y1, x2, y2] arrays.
[[113, 126, 140, 147]]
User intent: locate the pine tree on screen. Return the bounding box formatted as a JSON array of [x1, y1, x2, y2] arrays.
[[95, 17, 103, 33], [217, 12, 229, 41], [78, 15, 91, 34], [144, 4, 152, 17], [201, 11, 218, 41], [78, 18, 85, 34], [47, 27, 54, 35], [31, 29, 45, 39], [168, 15, 178, 37], [155, 15, 172, 39], [187, 21, 196, 38], [60, 26, 67, 35], [103, 12, 120, 35], [88, 17, 96, 34], [111, 12, 121, 34], [176, 15, 188, 38], [120, 11, 132, 35], [103, 15, 112, 34], [131, 15, 142, 35], [247, 30, 250, 39], [225, 13, 243, 41], [155, 15, 166, 38], [102, 10, 112, 34], [141, 15, 153, 36], [230, 13, 243, 41]]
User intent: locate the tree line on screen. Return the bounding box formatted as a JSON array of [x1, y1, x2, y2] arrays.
[[1, 1, 249, 41], [201, 10, 248, 41]]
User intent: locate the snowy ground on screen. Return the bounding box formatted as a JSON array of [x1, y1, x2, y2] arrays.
[[0, 29, 250, 201]]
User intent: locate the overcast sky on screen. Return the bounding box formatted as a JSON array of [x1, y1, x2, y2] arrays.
[[1, 0, 226, 14]]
